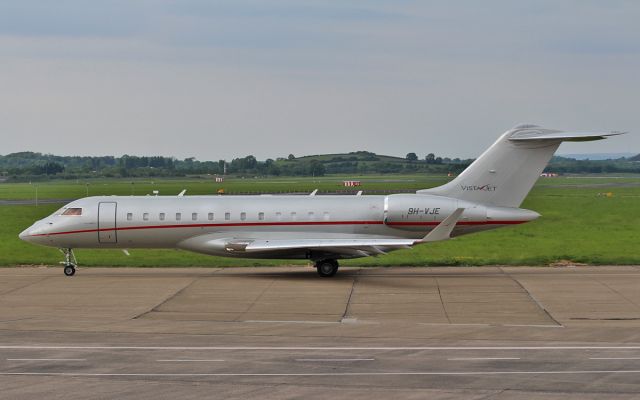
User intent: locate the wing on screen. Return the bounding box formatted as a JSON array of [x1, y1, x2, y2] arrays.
[[177, 209, 465, 259], [230, 208, 465, 253], [227, 238, 415, 258]]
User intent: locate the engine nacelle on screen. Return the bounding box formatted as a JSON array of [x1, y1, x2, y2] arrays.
[[384, 194, 487, 232]]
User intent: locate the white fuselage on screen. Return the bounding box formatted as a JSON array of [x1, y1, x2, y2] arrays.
[[19, 194, 537, 260]]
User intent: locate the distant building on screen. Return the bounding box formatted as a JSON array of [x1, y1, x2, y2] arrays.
[[343, 180, 361, 187]]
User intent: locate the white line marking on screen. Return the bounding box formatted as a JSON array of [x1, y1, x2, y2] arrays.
[[2, 370, 640, 377], [502, 324, 564, 329], [243, 320, 340, 324], [589, 357, 640, 360], [295, 358, 375, 362], [448, 357, 521, 361], [156, 360, 225, 362], [417, 323, 563, 328], [7, 358, 86, 362], [419, 323, 491, 327], [3, 346, 640, 351]]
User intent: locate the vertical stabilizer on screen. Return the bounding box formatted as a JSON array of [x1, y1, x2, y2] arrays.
[[418, 125, 622, 207]]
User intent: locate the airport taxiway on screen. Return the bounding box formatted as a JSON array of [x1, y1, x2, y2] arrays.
[[2, 265, 640, 399]]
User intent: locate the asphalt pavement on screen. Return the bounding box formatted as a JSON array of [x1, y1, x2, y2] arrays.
[[2, 266, 640, 399]]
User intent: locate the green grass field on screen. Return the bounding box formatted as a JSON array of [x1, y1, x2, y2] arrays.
[[0, 175, 449, 200], [1, 175, 638, 267]]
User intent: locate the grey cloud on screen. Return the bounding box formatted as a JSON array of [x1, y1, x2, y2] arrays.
[[0, 1, 638, 160]]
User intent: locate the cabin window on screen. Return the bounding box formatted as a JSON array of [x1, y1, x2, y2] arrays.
[[323, 211, 330, 221], [258, 212, 264, 221], [291, 212, 297, 221], [276, 212, 282, 221], [127, 213, 133, 221], [240, 212, 246, 221], [143, 213, 149, 221], [192, 213, 198, 221], [62, 208, 82, 216], [208, 212, 214, 221], [159, 213, 165, 221], [308, 211, 315, 220], [176, 213, 181, 221], [225, 212, 231, 221]]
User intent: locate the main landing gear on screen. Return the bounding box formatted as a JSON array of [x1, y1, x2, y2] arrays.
[[60, 248, 77, 276], [315, 259, 339, 278]]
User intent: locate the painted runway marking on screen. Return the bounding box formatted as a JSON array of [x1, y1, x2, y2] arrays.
[[502, 324, 563, 328], [4, 346, 640, 351], [7, 358, 86, 362], [448, 357, 521, 361], [243, 320, 340, 325], [2, 370, 640, 377], [589, 357, 640, 360], [156, 360, 225, 362], [295, 358, 375, 362]]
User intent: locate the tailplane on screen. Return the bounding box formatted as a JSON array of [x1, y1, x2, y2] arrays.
[[418, 124, 624, 207]]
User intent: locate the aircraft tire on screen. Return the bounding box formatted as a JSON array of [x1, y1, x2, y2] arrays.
[[64, 265, 76, 277], [316, 260, 338, 277]]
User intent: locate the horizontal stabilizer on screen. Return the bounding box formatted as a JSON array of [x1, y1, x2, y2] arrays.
[[418, 125, 626, 207], [418, 208, 464, 243], [509, 129, 625, 142]]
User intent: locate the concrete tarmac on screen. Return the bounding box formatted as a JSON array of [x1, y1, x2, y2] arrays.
[[2, 265, 640, 399]]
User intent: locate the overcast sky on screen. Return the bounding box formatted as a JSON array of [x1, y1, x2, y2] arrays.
[[0, 1, 638, 160]]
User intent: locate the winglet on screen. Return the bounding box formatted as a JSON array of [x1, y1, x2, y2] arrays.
[[418, 208, 465, 243], [178, 189, 186, 197], [310, 189, 318, 196]]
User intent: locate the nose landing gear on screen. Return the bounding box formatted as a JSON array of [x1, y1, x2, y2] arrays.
[[59, 248, 77, 276]]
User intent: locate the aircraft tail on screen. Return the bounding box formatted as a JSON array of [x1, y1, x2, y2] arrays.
[[418, 124, 623, 207]]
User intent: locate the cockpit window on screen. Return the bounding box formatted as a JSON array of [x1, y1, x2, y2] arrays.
[[62, 208, 83, 216]]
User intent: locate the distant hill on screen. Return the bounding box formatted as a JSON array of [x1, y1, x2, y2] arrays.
[[0, 150, 472, 180], [294, 151, 404, 163], [559, 152, 635, 160], [277, 151, 471, 175], [2, 149, 640, 181]]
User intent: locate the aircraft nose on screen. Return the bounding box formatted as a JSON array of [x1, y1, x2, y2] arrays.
[[19, 227, 33, 242], [19, 222, 48, 243]]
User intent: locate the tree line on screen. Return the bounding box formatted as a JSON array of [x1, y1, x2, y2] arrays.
[[1, 151, 638, 181]]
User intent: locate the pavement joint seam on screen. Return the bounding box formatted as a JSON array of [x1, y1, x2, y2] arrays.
[[341, 268, 361, 321], [476, 389, 505, 400], [594, 278, 640, 310], [0, 275, 54, 297], [239, 277, 278, 321], [131, 277, 198, 320], [499, 267, 562, 327], [435, 277, 452, 324]]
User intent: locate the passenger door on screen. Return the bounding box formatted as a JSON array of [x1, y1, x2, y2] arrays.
[[98, 202, 117, 243]]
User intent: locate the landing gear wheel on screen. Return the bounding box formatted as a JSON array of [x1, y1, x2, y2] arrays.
[[64, 265, 76, 276], [59, 248, 78, 276], [316, 259, 339, 277]]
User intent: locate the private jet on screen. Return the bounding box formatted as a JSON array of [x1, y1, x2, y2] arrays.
[[19, 125, 622, 277]]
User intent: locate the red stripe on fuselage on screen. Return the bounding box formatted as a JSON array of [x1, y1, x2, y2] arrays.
[[30, 220, 527, 237]]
